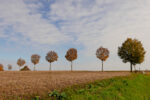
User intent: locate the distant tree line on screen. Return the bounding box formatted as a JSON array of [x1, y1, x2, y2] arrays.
[[0, 38, 146, 72]]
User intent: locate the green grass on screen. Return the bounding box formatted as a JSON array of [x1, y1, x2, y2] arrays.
[[37, 74, 150, 100]]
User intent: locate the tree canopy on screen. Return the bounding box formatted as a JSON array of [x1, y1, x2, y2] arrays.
[[7, 64, 12, 71], [31, 54, 40, 65], [17, 58, 26, 67], [118, 38, 146, 72], [65, 48, 77, 62], [96, 47, 109, 61]]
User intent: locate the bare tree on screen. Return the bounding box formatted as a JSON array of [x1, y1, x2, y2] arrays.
[[65, 48, 77, 71], [45, 51, 58, 71], [7, 64, 12, 71], [31, 54, 40, 71], [17, 58, 26, 71], [0, 64, 4, 71], [96, 47, 109, 71]]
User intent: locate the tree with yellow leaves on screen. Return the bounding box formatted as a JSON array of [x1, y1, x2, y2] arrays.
[[118, 38, 146, 72]]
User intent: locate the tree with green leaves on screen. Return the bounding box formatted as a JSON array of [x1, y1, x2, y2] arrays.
[[118, 38, 146, 72]]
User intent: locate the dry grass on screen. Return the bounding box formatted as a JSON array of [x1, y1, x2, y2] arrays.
[[0, 71, 130, 100]]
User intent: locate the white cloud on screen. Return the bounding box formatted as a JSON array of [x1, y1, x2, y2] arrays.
[[0, 0, 70, 45], [49, 0, 150, 70]]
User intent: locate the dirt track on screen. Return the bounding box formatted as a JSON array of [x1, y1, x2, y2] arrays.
[[0, 71, 130, 100]]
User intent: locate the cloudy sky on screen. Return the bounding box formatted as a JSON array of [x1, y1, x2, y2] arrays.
[[0, 0, 150, 71]]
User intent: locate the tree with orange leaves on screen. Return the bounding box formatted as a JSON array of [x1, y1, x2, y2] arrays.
[[17, 58, 26, 71], [65, 48, 77, 71], [0, 64, 4, 71], [31, 54, 40, 71], [7, 64, 12, 71], [45, 51, 58, 71], [96, 47, 109, 71]]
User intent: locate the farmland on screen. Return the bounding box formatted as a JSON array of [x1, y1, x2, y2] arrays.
[[0, 71, 130, 100]]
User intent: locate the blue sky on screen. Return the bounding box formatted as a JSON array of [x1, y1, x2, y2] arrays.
[[0, 0, 150, 71]]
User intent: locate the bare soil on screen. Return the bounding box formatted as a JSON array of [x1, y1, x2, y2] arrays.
[[0, 71, 130, 100]]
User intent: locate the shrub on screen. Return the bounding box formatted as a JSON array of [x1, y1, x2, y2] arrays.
[[32, 96, 40, 100], [20, 66, 31, 71], [49, 90, 67, 100]]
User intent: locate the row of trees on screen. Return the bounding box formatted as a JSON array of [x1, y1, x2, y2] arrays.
[[16, 48, 77, 71], [97, 38, 145, 72], [0, 38, 146, 72], [0, 64, 13, 71]]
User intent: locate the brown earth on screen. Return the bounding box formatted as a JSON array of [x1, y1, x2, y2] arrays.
[[0, 71, 130, 100]]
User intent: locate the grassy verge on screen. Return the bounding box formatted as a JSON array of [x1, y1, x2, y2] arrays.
[[38, 74, 150, 100]]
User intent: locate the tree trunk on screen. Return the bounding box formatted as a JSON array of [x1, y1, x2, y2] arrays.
[[49, 63, 51, 71], [34, 64, 36, 71], [130, 62, 133, 72], [134, 65, 136, 72], [101, 60, 104, 72], [71, 61, 73, 71]]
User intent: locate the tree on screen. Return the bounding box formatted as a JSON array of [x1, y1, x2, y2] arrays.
[[45, 51, 58, 71], [96, 47, 109, 71], [7, 64, 12, 71], [17, 58, 26, 71], [0, 64, 4, 71], [118, 38, 146, 72], [31, 54, 40, 71], [65, 48, 77, 71]]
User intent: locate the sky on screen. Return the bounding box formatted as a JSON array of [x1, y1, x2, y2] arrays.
[[0, 0, 150, 71]]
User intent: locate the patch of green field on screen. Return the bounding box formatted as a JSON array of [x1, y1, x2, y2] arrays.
[[35, 74, 150, 100]]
